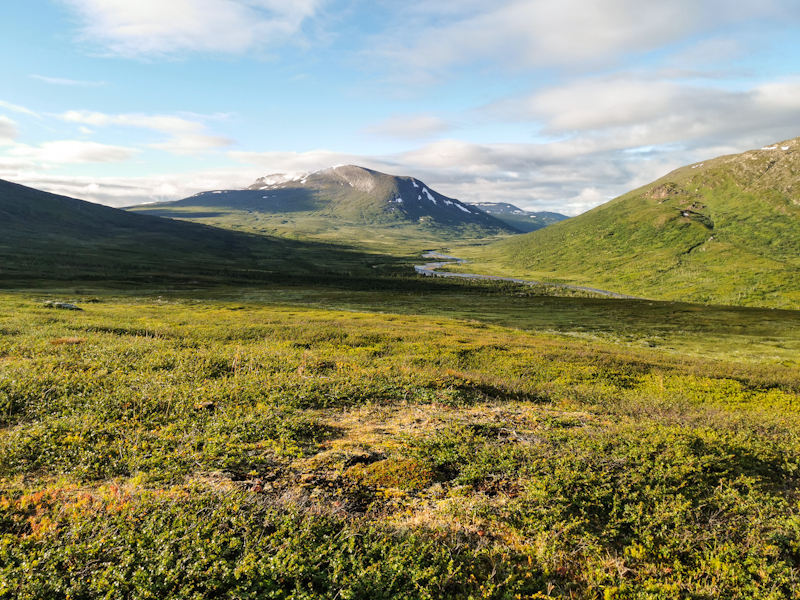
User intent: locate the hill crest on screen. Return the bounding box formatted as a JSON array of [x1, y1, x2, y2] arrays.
[[471, 135, 800, 307]]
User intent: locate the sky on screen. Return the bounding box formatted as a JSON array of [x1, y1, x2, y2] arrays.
[[1, 0, 800, 215]]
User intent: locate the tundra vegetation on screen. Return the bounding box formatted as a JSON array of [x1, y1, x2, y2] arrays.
[[3, 288, 800, 599]]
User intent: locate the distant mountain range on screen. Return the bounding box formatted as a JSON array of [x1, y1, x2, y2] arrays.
[[131, 166, 518, 249], [467, 202, 568, 232], [475, 135, 800, 307]]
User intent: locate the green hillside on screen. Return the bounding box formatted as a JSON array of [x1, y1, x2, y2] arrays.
[[131, 166, 517, 252], [0, 178, 392, 286], [456, 136, 800, 307]]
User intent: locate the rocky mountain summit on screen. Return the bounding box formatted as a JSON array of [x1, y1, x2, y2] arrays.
[[185, 165, 513, 230], [133, 165, 517, 245]]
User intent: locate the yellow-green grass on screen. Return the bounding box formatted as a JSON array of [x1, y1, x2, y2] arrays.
[[3, 293, 800, 597]]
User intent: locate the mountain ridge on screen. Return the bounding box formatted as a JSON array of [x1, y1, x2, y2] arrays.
[[467, 202, 569, 232], [132, 165, 518, 249]]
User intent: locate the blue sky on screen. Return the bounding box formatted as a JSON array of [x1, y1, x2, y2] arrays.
[[1, 0, 800, 213]]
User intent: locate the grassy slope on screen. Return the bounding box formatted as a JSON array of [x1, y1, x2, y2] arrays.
[[0, 178, 405, 286], [454, 136, 800, 307], [3, 292, 800, 598]]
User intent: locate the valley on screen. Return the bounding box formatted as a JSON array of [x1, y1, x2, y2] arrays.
[[3, 143, 800, 598], [414, 252, 637, 298], [447, 137, 800, 309], [4, 2, 800, 596]]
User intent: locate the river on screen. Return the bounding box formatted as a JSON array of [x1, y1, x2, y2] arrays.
[[414, 252, 638, 299]]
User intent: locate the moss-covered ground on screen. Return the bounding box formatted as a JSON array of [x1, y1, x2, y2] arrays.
[[3, 289, 800, 598]]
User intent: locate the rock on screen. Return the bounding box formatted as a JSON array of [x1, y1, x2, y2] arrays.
[[343, 452, 385, 468], [646, 182, 682, 202], [43, 301, 83, 311]]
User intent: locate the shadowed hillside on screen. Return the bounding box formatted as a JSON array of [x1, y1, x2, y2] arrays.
[[0, 179, 396, 286]]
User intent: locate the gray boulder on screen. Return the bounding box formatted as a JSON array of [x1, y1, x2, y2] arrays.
[[43, 301, 83, 311]]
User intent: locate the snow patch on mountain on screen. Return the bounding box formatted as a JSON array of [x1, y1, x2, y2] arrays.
[[250, 172, 307, 188]]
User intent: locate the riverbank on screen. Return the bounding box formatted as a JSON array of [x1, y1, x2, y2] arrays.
[[415, 252, 639, 299]]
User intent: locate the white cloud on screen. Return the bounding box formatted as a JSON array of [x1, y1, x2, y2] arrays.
[[226, 140, 677, 214], [61, 0, 324, 56], [152, 183, 179, 197], [228, 149, 369, 173], [228, 109, 798, 216], [488, 75, 800, 153], [60, 110, 233, 154], [0, 100, 39, 117], [4, 121, 782, 215], [30, 74, 105, 86], [371, 0, 800, 77], [9, 140, 138, 163], [0, 157, 37, 177], [149, 134, 234, 155], [4, 168, 262, 207], [565, 188, 606, 212], [0, 116, 18, 145], [62, 111, 196, 130], [362, 113, 455, 139]]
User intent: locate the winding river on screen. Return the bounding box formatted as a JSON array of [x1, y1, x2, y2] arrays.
[[414, 252, 637, 299]]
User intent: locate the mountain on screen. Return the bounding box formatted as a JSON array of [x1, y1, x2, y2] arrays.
[[0, 178, 383, 286], [467, 202, 569, 232], [131, 166, 517, 250], [466, 136, 800, 308]]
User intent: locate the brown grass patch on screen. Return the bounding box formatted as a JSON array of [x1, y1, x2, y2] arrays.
[[50, 337, 86, 346]]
